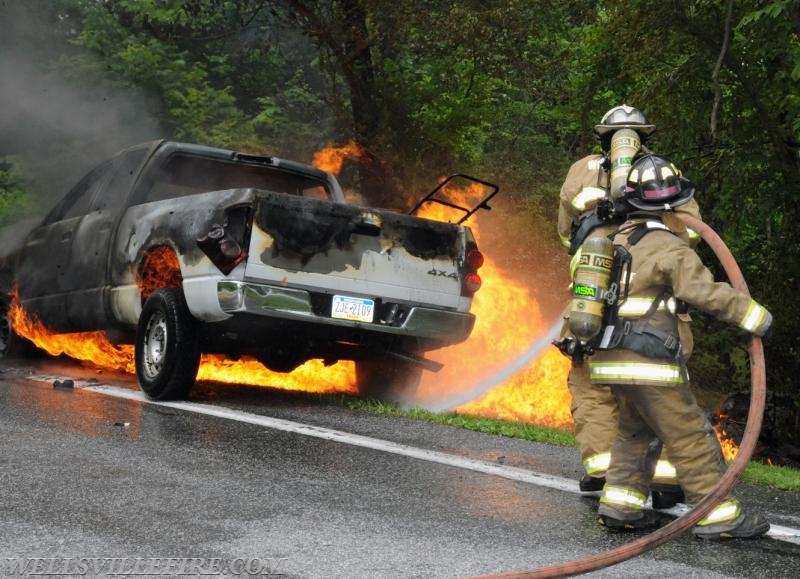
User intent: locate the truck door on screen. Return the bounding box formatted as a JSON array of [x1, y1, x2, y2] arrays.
[[66, 147, 148, 330], [16, 160, 114, 332]]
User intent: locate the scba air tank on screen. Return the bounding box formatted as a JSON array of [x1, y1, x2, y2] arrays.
[[569, 235, 614, 342], [609, 128, 640, 199]]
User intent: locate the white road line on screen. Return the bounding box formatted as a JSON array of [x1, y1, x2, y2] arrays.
[[26, 375, 800, 544]]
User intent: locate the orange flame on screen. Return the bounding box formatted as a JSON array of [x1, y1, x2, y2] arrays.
[[311, 141, 364, 174], [713, 421, 740, 462], [9, 294, 356, 395], [9, 293, 137, 373], [139, 246, 182, 299], [411, 181, 573, 427]]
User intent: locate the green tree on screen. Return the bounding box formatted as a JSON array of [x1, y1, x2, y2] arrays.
[[67, 0, 334, 156], [0, 158, 28, 224]]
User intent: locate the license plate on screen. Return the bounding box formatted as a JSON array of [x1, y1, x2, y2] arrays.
[[331, 295, 374, 323]]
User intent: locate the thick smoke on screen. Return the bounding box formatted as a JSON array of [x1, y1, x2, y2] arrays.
[[0, 2, 163, 254]]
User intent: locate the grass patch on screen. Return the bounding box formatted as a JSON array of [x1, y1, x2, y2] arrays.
[[340, 397, 800, 491], [344, 397, 576, 446], [741, 460, 800, 491]]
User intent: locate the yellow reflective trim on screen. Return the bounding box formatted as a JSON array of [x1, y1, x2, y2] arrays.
[[617, 297, 676, 316], [572, 186, 606, 211], [583, 452, 611, 476], [654, 460, 677, 480], [642, 221, 669, 232], [590, 362, 683, 383], [696, 499, 741, 526], [569, 248, 582, 279], [687, 228, 700, 239], [640, 166, 656, 183], [742, 301, 767, 332], [600, 485, 647, 509], [560, 233, 571, 249]]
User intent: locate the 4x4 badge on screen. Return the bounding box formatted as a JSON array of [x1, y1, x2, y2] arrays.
[[428, 268, 458, 280]]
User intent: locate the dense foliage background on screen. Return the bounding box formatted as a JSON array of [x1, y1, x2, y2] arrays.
[[1, 0, 798, 446]]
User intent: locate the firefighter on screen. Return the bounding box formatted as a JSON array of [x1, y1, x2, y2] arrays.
[[594, 155, 771, 539], [557, 105, 698, 504]]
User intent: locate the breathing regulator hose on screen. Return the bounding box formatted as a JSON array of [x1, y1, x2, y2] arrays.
[[471, 214, 767, 579]]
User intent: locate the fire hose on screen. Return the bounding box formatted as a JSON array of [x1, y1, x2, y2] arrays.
[[471, 213, 767, 578]]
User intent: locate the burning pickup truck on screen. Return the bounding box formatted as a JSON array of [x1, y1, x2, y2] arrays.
[[1, 140, 495, 401]]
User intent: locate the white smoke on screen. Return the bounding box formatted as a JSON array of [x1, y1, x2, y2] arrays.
[[0, 2, 163, 229]]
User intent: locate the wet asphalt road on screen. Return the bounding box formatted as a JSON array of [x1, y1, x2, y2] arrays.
[[1, 357, 799, 578]]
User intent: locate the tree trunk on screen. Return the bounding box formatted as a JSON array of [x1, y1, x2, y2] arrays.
[[284, 0, 398, 208]]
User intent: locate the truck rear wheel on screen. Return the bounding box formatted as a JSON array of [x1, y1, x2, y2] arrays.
[[135, 288, 201, 400], [355, 358, 423, 404]]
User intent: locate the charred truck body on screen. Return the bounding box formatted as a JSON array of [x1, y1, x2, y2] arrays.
[[3, 141, 492, 400]]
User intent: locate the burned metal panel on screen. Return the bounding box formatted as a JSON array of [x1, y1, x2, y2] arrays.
[[378, 211, 461, 260], [10, 145, 152, 332], [111, 188, 256, 287], [13, 215, 83, 332], [253, 191, 462, 265], [246, 191, 467, 309]]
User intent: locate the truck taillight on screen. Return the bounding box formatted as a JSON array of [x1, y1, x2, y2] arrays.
[[465, 273, 482, 294], [466, 249, 484, 270], [197, 206, 251, 275], [462, 245, 484, 297]]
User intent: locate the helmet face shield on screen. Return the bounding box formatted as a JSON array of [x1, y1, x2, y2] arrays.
[[625, 155, 695, 210]]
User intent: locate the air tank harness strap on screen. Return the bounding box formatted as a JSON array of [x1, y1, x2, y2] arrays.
[[568, 201, 627, 256], [622, 216, 664, 244], [596, 220, 682, 360], [601, 287, 682, 360]]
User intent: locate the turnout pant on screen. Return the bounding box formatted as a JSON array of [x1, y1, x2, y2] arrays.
[[569, 361, 678, 486], [568, 361, 617, 477], [602, 382, 727, 514]]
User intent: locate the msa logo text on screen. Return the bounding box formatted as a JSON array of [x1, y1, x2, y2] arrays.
[[578, 254, 613, 270]]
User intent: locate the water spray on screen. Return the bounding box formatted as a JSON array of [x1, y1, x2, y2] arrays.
[[423, 320, 562, 413]]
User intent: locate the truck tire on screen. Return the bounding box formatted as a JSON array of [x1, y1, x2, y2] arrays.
[[135, 288, 201, 400], [355, 358, 423, 403]]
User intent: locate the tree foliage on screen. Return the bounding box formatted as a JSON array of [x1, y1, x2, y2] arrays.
[[572, 0, 800, 435], [1, 0, 798, 438], [0, 157, 28, 224]]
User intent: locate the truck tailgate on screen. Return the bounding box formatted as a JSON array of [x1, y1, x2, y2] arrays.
[[243, 192, 469, 310]]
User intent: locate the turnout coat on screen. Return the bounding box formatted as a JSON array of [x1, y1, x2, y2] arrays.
[[588, 216, 772, 387]]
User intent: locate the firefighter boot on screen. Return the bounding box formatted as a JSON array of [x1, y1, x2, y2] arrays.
[[579, 474, 606, 492], [692, 513, 770, 540], [651, 484, 685, 509], [597, 510, 661, 531], [597, 503, 662, 532]]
